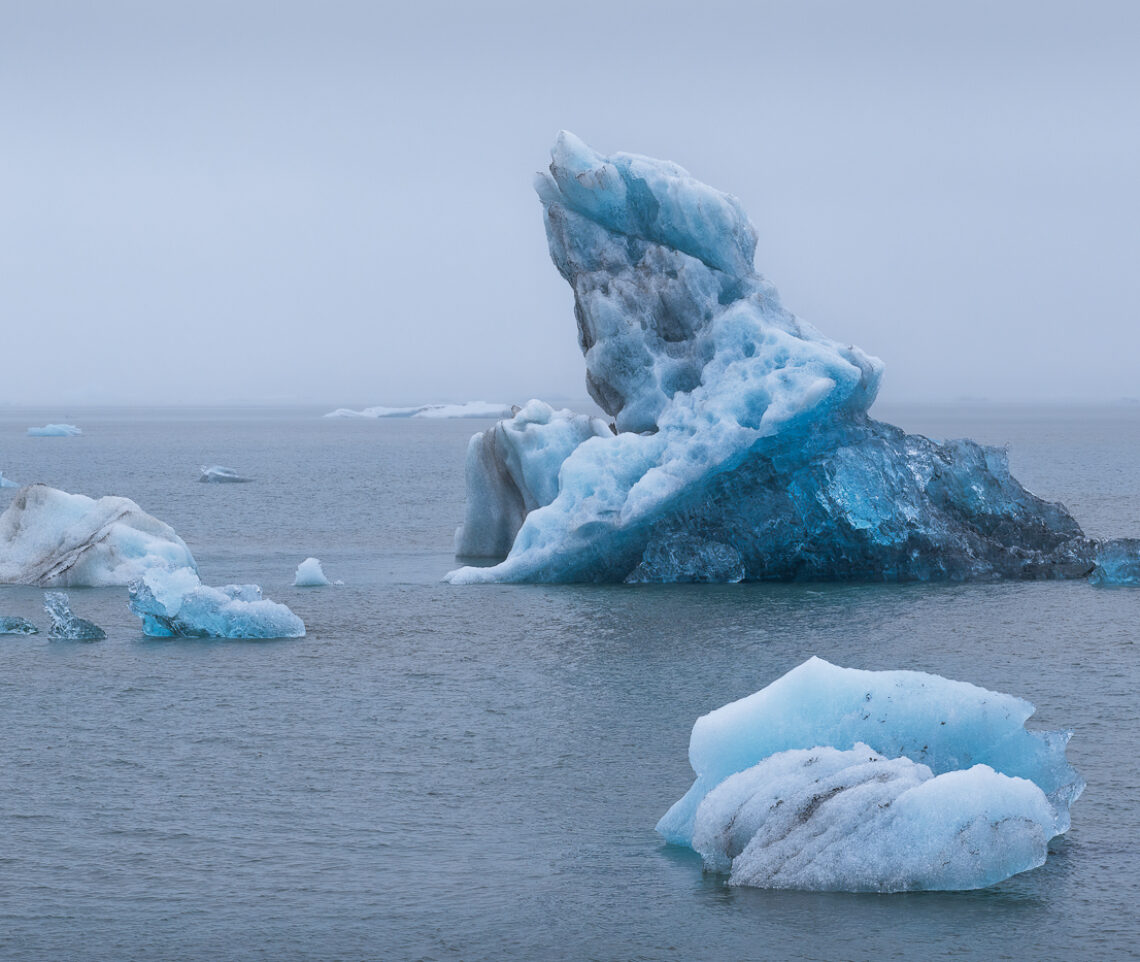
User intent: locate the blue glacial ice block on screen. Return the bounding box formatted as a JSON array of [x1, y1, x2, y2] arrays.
[[0, 616, 38, 635], [128, 567, 305, 639], [44, 592, 105, 641], [446, 133, 1095, 586], [27, 423, 82, 437], [657, 658, 1083, 891], [1088, 538, 1140, 586]]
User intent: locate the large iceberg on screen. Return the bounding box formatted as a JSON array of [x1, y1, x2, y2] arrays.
[[44, 592, 106, 641], [27, 423, 82, 437], [659, 658, 1083, 892], [447, 133, 1104, 585], [0, 485, 198, 587], [128, 566, 305, 638], [325, 401, 516, 420]]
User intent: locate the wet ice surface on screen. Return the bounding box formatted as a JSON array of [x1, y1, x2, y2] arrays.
[[0, 405, 1137, 960]]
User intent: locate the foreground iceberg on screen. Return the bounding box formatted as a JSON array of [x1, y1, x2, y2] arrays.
[[44, 592, 105, 640], [0, 472, 19, 489], [0, 485, 198, 587], [293, 557, 330, 587], [128, 567, 305, 638], [447, 133, 1104, 585], [199, 465, 252, 483], [325, 401, 516, 420], [27, 424, 82, 437], [0, 616, 38, 635], [658, 658, 1083, 892]]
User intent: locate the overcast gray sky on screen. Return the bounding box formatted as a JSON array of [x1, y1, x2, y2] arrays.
[[2, 0, 1137, 406]]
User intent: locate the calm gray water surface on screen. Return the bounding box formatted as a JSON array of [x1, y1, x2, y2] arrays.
[[0, 404, 1138, 961]]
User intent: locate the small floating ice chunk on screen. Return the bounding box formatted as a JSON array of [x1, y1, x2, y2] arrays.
[[1088, 538, 1140, 586], [198, 465, 252, 483], [658, 657, 1083, 892], [293, 557, 330, 587], [128, 567, 305, 638], [0, 471, 19, 489], [325, 401, 516, 420], [0, 616, 38, 635], [43, 592, 105, 640], [27, 424, 82, 437], [0, 484, 198, 587]]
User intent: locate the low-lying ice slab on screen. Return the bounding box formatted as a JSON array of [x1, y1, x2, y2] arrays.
[[0, 471, 19, 489], [0, 616, 38, 635], [447, 133, 1102, 585], [325, 401, 516, 420], [0, 485, 198, 587], [128, 567, 305, 638], [44, 592, 105, 640], [658, 658, 1083, 892], [27, 423, 82, 437], [199, 465, 252, 483], [293, 557, 330, 587]]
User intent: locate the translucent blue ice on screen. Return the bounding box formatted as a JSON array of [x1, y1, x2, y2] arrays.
[[1089, 539, 1140, 586], [0, 471, 19, 489], [128, 567, 305, 639], [0, 616, 38, 635], [44, 592, 105, 641], [447, 134, 1096, 585], [658, 658, 1083, 891]]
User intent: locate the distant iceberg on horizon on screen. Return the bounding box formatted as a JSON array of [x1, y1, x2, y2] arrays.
[[27, 423, 82, 437], [325, 401, 516, 420], [448, 132, 1136, 585]]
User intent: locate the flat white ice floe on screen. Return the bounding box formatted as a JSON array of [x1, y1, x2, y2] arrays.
[[293, 557, 330, 587], [128, 566, 305, 638], [198, 465, 252, 483], [0, 484, 198, 587], [325, 401, 516, 420], [659, 657, 1083, 892], [27, 423, 82, 437]]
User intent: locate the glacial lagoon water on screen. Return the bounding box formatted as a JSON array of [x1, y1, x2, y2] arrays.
[[0, 403, 1138, 960]]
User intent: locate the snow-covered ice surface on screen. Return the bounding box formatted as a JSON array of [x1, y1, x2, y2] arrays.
[[659, 657, 1083, 892], [0, 616, 38, 635], [447, 133, 1107, 585], [454, 400, 612, 559], [0, 485, 198, 587], [293, 557, 330, 587], [0, 471, 19, 489], [325, 401, 515, 420], [128, 566, 305, 638], [43, 592, 105, 641], [198, 465, 252, 483], [27, 424, 82, 437]]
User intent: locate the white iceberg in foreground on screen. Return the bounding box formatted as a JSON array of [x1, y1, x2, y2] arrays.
[[27, 423, 82, 437], [199, 465, 252, 483], [658, 658, 1083, 892], [44, 592, 105, 640], [128, 567, 305, 638], [293, 557, 330, 586], [325, 401, 516, 420], [0, 471, 19, 489], [0, 485, 198, 587]]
